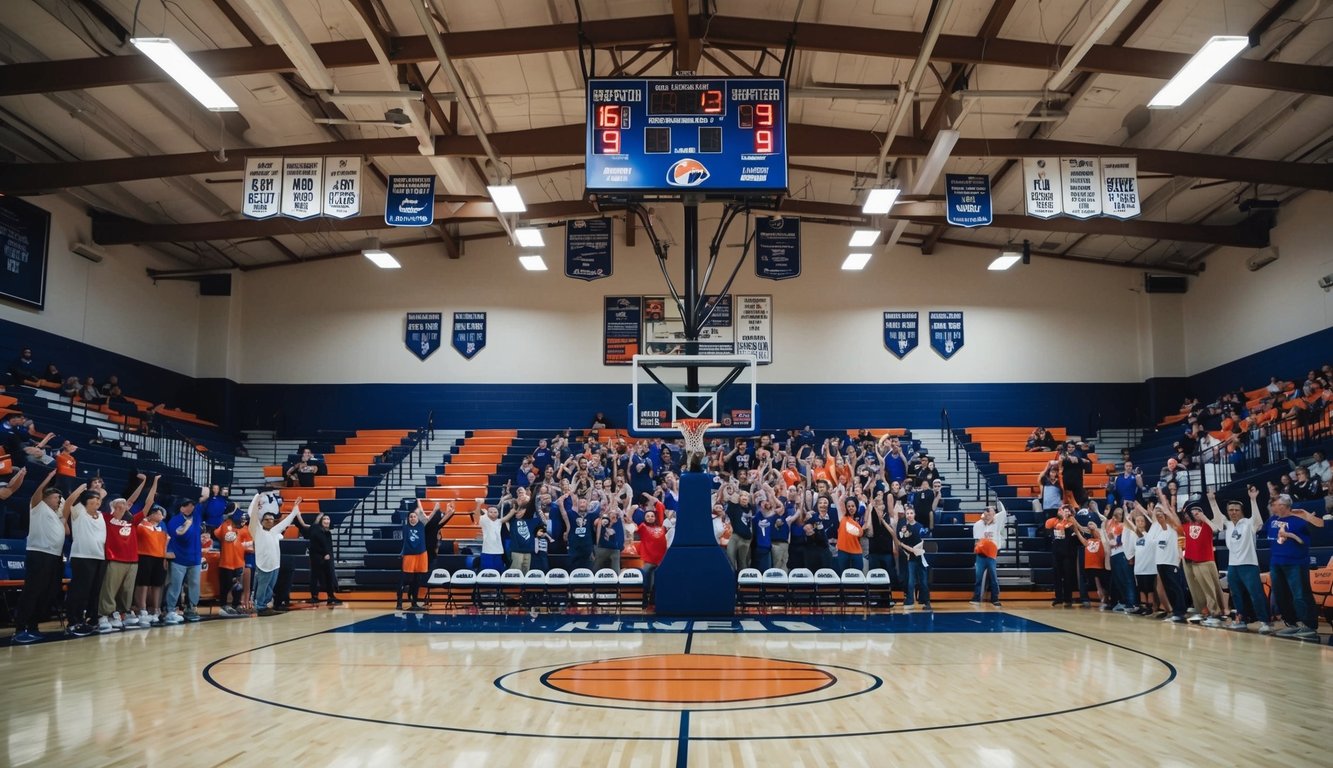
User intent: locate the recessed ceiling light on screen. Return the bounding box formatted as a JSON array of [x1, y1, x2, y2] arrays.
[[841, 252, 872, 270], [363, 249, 401, 269], [487, 185, 526, 213], [849, 229, 880, 247], [988, 252, 1022, 271], [861, 188, 901, 215], [131, 38, 238, 111], [515, 227, 544, 247], [518, 254, 548, 271]]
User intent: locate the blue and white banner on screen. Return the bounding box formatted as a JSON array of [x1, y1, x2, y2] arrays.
[[944, 174, 992, 228], [0, 196, 51, 310], [754, 216, 801, 280], [405, 312, 442, 361], [451, 312, 487, 360], [385, 174, 436, 227], [928, 311, 964, 359], [883, 311, 918, 359], [565, 218, 613, 281], [603, 296, 642, 365]]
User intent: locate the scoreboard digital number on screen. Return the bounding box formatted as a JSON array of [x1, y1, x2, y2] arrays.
[[586, 77, 788, 194]]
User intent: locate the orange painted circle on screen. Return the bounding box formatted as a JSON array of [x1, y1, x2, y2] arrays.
[[542, 654, 835, 704]]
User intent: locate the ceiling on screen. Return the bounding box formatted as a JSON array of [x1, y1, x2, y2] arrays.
[[0, 0, 1330, 274]]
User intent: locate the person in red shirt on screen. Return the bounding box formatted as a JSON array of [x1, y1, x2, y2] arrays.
[[97, 473, 150, 630], [637, 508, 668, 606], [1181, 504, 1225, 627]]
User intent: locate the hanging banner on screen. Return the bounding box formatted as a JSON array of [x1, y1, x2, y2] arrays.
[[451, 312, 487, 360], [698, 294, 735, 355], [385, 174, 436, 227], [1022, 157, 1061, 219], [241, 157, 282, 219], [1099, 157, 1140, 220], [736, 295, 773, 365], [944, 174, 993, 227], [404, 312, 442, 361], [565, 218, 613, 281], [603, 296, 642, 365], [928, 311, 965, 360], [1059, 157, 1102, 219], [0, 195, 51, 310], [280, 157, 324, 219], [883, 311, 919, 359], [322, 157, 362, 219], [754, 216, 801, 280]]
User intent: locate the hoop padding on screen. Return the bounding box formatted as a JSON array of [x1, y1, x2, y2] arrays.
[[677, 418, 716, 455]]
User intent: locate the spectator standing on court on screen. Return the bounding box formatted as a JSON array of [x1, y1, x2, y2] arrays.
[[637, 508, 667, 603], [250, 497, 303, 616], [1104, 506, 1136, 612], [1125, 508, 1157, 615], [163, 492, 206, 624], [10, 469, 72, 645], [1206, 487, 1272, 633], [505, 488, 538, 573], [1045, 505, 1079, 608], [478, 499, 518, 572], [215, 509, 248, 616], [1266, 493, 1324, 640], [889, 507, 931, 611], [1142, 497, 1187, 623], [61, 484, 107, 636], [721, 484, 755, 572], [1072, 518, 1111, 610], [970, 504, 1006, 607], [593, 501, 626, 571], [1181, 503, 1226, 627], [97, 474, 149, 631], [297, 511, 342, 605]]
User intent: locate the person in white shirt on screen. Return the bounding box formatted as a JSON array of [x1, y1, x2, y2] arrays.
[[249, 496, 302, 616], [476, 498, 518, 572], [1139, 496, 1186, 622], [1304, 450, 1330, 485], [1124, 508, 1157, 615], [970, 504, 1007, 607], [12, 468, 79, 645], [1206, 486, 1272, 633], [62, 483, 107, 636]]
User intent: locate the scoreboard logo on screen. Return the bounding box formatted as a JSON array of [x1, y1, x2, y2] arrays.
[[666, 158, 711, 187]]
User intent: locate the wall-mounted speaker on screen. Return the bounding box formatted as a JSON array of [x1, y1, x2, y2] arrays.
[[198, 274, 232, 296], [1144, 273, 1187, 294]]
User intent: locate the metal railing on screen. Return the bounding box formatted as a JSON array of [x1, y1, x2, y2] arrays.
[[1193, 405, 1330, 492], [938, 408, 993, 504], [339, 413, 436, 552]]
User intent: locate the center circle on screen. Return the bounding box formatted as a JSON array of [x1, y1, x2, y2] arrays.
[[540, 653, 836, 703]]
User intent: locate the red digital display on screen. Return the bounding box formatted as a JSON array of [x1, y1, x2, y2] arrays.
[[595, 104, 622, 129], [754, 129, 774, 154], [701, 90, 722, 113], [599, 129, 621, 155], [755, 103, 773, 127]]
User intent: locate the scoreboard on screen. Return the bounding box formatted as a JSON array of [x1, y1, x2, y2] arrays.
[[585, 77, 788, 194]]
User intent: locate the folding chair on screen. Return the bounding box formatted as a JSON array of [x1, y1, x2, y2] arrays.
[[787, 568, 815, 613], [736, 568, 764, 614], [424, 568, 450, 609], [475, 568, 503, 613], [840, 569, 868, 614], [500, 569, 525, 612], [813, 568, 841, 614], [761, 568, 789, 612], [866, 568, 895, 610], [545, 568, 571, 613], [447, 569, 477, 612], [618, 569, 645, 612], [568, 568, 596, 613], [523, 570, 547, 612], [593, 568, 620, 613]]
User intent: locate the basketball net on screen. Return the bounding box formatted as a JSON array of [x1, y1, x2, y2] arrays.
[[677, 418, 716, 472]]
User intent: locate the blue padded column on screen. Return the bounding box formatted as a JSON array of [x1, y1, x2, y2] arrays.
[[652, 470, 736, 616]]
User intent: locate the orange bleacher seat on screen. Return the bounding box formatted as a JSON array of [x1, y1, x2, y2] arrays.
[[0, 394, 17, 409], [313, 475, 354, 488], [844, 428, 908, 438]]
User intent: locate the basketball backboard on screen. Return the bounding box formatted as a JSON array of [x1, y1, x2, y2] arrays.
[[629, 353, 758, 437]]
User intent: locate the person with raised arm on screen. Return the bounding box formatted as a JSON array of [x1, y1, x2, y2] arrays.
[[863, 494, 898, 608], [1071, 516, 1112, 611], [1181, 498, 1226, 627], [61, 482, 106, 635], [249, 496, 303, 616], [478, 496, 518, 573], [970, 504, 1007, 607], [11, 469, 72, 644], [1143, 492, 1187, 623], [96, 473, 149, 631], [592, 497, 626, 572], [1206, 486, 1271, 633], [293, 508, 342, 606], [1265, 492, 1324, 640]]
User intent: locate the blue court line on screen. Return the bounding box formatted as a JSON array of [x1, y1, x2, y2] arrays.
[[329, 612, 1060, 635]]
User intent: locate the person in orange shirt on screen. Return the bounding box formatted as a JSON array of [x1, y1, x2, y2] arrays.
[[132, 504, 168, 626], [215, 509, 247, 617], [1045, 505, 1079, 607], [53, 440, 78, 494], [1073, 518, 1112, 609], [833, 496, 864, 573]]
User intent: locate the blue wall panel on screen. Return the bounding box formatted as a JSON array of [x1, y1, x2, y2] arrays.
[[1186, 326, 1333, 401]]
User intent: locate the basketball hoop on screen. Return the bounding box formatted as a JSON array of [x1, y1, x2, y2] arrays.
[[677, 418, 716, 471]]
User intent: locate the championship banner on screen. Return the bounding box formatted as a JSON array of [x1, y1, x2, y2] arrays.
[[385, 174, 436, 227], [404, 312, 442, 361], [0, 195, 51, 310], [241, 157, 281, 219], [279, 157, 323, 219], [1099, 157, 1140, 220], [565, 217, 613, 281], [1022, 157, 1061, 219], [928, 311, 964, 360], [736, 295, 773, 364], [451, 312, 487, 360], [944, 174, 993, 228], [754, 216, 801, 280], [603, 296, 642, 365], [1059, 157, 1103, 219], [322, 157, 362, 219], [883, 311, 919, 359]]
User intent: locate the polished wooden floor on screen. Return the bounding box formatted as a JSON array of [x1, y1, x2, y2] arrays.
[[3, 605, 1330, 767]]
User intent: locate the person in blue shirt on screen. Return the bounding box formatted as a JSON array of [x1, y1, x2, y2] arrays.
[[397, 503, 439, 610], [562, 492, 595, 571], [505, 489, 537, 572], [889, 507, 932, 610], [164, 491, 206, 622], [201, 484, 230, 532], [1265, 493, 1324, 640], [752, 502, 775, 572], [593, 503, 625, 572], [532, 439, 554, 476], [1113, 462, 1144, 509]]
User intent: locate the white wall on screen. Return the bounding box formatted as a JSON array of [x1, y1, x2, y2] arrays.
[[231, 206, 1162, 385], [1183, 191, 1333, 374], [0, 195, 201, 375]]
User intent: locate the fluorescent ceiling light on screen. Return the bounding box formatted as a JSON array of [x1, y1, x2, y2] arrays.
[[514, 227, 545, 247], [861, 188, 900, 215], [518, 254, 548, 271], [130, 38, 238, 112], [1148, 36, 1248, 109], [848, 229, 880, 247], [841, 252, 872, 271], [487, 185, 526, 213], [363, 249, 401, 269], [989, 252, 1022, 271]]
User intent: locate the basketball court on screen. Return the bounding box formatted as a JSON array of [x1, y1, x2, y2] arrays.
[[5, 604, 1329, 766]]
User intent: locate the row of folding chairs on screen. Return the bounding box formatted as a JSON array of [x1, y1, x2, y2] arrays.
[[425, 568, 645, 614], [736, 568, 894, 614]]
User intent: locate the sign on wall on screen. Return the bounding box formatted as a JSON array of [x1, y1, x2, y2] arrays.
[[241, 158, 282, 219], [279, 157, 324, 219], [1022, 157, 1062, 219], [322, 157, 362, 219], [736, 296, 773, 364], [0, 196, 51, 310], [1059, 157, 1102, 219], [566, 218, 613, 281], [404, 312, 442, 361], [603, 296, 643, 365], [944, 174, 993, 227], [928, 310, 965, 359], [1098, 157, 1140, 220], [385, 174, 436, 227], [883, 311, 919, 359], [451, 312, 487, 359], [754, 216, 801, 280]]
